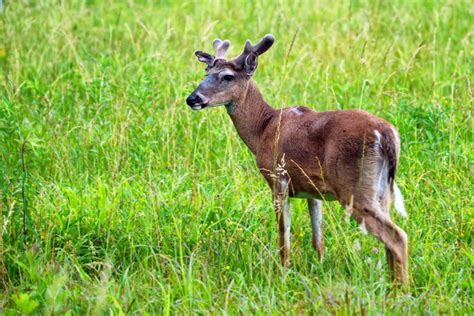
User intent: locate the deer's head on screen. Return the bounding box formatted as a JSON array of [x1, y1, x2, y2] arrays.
[[186, 34, 275, 110]]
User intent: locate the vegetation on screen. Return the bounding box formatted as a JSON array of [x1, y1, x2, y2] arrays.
[[0, 0, 472, 313]]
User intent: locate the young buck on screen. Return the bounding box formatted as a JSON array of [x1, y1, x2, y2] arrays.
[[186, 34, 408, 284]]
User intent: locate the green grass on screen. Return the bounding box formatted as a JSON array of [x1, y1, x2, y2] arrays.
[[0, 0, 472, 314]]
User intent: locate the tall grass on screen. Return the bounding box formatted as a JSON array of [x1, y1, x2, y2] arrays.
[[0, 0, 472, 313]]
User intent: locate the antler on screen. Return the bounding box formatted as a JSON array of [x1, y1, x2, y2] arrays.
[[213, 39, 230, 60], [195, 35, 274, 70], [231, 34, 275, 68]]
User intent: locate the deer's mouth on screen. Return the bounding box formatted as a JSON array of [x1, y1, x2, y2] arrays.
[[187, 93, 210, 110], [191, 102, 209, 110]]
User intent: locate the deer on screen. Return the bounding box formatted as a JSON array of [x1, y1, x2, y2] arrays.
[[186, 34, 408, 284]]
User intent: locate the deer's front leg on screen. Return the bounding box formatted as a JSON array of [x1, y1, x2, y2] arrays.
[[308, 199, 325, 262], [274, 180, 291, 267]]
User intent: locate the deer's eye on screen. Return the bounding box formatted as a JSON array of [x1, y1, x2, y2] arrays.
[[223, 75, 234, 81]]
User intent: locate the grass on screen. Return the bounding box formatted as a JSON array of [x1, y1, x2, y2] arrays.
[[0, 0, 472, 314]]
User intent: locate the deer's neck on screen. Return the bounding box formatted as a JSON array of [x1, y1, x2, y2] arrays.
[[225, 80, 276, 154]]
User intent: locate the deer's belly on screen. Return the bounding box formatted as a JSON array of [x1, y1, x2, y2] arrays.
[[292, 191, 338, 201]]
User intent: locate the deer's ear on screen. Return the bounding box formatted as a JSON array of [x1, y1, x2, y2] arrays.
[[244, 53, 258, 76], [195, 51, 215, 67]]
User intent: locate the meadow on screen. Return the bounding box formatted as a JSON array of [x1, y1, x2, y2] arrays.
[[0, 0, 472, 314]]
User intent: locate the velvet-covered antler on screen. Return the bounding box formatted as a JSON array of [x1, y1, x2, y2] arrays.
[[195, 38, 231, 69], [230, 34, 275, 68], [213, 39, 230, 60]]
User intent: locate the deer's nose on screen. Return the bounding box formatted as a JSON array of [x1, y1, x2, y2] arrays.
[[186, 94, 201, 106]]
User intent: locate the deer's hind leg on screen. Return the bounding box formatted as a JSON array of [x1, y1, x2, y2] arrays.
[[351, 205, 408, 284], [308, 199, 324, 262], [380, 189, 395, 277]]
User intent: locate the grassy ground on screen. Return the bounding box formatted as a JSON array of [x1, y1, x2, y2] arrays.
[[0, 0, 472, 314]]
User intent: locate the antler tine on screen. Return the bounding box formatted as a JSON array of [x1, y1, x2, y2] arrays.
[[213, 39, 231, 60], [231, 34, 275, 67], [250, 34, 275, 55]]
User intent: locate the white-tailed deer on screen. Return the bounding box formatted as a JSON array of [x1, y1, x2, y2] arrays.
[[186, 34, 408, 284]]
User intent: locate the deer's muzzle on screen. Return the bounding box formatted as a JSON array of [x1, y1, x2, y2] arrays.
[[186, 93, 209, 110]]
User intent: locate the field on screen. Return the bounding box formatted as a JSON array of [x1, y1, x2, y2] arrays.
[[0, 0, 472, 314]]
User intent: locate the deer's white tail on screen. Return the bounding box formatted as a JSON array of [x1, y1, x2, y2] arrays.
[[393, 182, 406, 218]]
